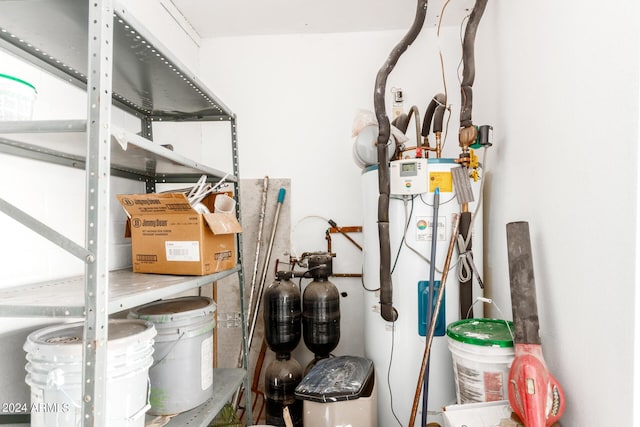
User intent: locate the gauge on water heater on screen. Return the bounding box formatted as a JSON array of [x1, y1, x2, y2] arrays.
[[390, 158, 428, 195]]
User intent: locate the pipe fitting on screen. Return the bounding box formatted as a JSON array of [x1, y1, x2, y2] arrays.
[[381, 303, 398, 322], [458, 125, 478, 150]]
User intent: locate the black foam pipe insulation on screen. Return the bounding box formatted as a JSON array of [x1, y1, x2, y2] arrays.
[[433, 100, 446, 133], [459, 211, 474, 317], [392, 113, 410, 134], [421, 93, 446, 137], [460, 0, 488, 128], [373, 0, 428, 322]]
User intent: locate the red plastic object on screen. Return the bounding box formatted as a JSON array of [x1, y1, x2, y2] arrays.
[[508, 343, 565, 427]]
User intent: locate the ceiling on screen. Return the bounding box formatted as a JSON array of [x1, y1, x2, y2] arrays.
[[170, 0, 476, 39]]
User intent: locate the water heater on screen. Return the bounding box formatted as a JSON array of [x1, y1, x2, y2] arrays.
[[362, 158, 483, 426]]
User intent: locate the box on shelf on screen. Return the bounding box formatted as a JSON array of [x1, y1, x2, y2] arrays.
[[117, 192, 242, 275]]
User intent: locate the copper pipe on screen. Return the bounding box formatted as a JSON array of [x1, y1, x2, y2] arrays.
[[328, 220, 363, 251], [409, 213, 460, 425], [328, 226, 363, 233], [435, 131, 442, 158]]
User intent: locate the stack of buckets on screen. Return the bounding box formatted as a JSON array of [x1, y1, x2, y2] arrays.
[[23, 296, 216, 425], [446, 318, 515, 404], [24, 319, 156, 427]]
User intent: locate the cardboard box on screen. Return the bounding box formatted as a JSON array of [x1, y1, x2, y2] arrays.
[[117, 192, 242, 275], [443, 400, 516, 427]]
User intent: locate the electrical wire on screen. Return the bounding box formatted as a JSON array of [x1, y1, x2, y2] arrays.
[[390, 195, 415, 275], [297, 265, 325, 293], [457, 14, 471, 86], [441, 104, 453, 153], [387, 319, 403, 427], [436, 0, 454, 152], [400, 195, 460, 275], [360, 266, 379, 292], [418, 192, 457, 207]]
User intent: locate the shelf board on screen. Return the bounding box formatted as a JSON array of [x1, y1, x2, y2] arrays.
[[0, 0, 233, 120], [0, 266, 240, 318], [146, 368, 245, 427], [0, 120, 237, 182]]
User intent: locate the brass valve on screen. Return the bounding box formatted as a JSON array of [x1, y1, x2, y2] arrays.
[[458, 125, 478, 152]]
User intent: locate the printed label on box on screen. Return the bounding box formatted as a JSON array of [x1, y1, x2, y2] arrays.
[[165, 241, 200, 261]]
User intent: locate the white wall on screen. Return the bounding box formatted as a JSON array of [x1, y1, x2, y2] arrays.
[[636, 21, 640, 426], [479, 1, 639, 425], [636, 29, 640, 424], [198, 2, 639, 425]]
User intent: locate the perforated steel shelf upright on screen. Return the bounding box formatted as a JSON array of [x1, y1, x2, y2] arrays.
[[0, 0, 251, 425], [81, 2, 113, 425]]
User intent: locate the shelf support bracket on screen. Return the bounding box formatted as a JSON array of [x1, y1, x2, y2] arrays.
[[0, 197, 94, 263]]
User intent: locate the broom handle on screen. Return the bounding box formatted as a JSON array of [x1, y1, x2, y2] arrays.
[[409, 213, 460, 425]]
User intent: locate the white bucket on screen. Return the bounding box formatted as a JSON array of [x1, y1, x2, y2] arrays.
[[446, 318, 515, 404], [128, 296, 216, 415], [0, 73, 37, 120], [24, 319, 156, 427]]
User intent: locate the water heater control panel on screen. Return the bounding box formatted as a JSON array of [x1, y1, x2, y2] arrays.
[[390, 158, 428, 195]]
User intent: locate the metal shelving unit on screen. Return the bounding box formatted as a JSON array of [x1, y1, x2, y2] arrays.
[[0, 267, 241, 318], [0, 1, 250, 426]]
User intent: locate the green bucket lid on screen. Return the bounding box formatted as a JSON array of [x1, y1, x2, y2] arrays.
[[446, 318, 514, 348]]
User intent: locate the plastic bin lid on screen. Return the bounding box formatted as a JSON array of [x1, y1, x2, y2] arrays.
[[295, 356, 374, 403], [24, 319, 156, 356], [130, 296, 215, 323], [446, 318, 514, 348]]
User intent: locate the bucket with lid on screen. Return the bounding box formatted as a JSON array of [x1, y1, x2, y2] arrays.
[[446, 318, 515, 404], [128, 296, 216, 415], [24, 319, 156, 427], [0, 73, 37, 120]]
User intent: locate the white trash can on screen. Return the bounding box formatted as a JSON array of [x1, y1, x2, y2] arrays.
[[295, 356, 377, 427]]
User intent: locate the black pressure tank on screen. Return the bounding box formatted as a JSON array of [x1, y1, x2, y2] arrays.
[[263, 271, 302, 354], [265, 353, 303, 427], [302, 253, 340, 357]]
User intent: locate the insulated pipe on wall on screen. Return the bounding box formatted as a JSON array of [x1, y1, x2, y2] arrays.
[[457, 0, 488, 319], [459, 0, 488, 146], [421, 93, 446, 137], [374, 0, 428, 322], [392, 105, 422, 148], [433, 100, 446, 134]]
